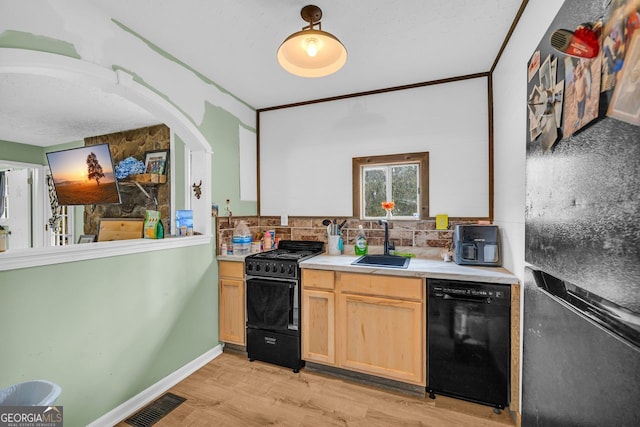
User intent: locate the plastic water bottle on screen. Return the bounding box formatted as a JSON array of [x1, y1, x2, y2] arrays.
[[232, 220, 252, 256]]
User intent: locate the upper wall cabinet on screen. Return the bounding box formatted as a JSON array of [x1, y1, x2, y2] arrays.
[[259, 77, 490, 219]]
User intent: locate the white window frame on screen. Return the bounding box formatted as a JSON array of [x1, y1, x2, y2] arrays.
[[361, 162, 420, 220], [352, 152, 429, 220]]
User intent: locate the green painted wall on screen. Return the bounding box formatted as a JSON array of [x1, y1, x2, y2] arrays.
[[1, 16, 256, 425], [0, 139, 84, 165], [0, 244, 217, 426], [0, 137, 222, 426], [0, 139, 46, 164], [0, 30, 81, 58], [201, 103, 256, 216]]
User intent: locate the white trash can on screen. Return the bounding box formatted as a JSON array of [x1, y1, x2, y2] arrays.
[[0, 380, 61, 406]]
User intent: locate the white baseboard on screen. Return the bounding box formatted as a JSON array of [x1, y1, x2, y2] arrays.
[[88, 344, 223, 427]]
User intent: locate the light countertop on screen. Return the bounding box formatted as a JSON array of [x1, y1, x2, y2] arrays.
[[300, 254, 519, 285], [217, 254, 249, 262]]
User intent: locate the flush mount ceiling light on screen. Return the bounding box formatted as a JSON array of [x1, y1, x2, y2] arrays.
[[277, 4, 347, 78]]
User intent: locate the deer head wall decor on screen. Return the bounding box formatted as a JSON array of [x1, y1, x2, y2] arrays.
[[192, 180, 202, 199]]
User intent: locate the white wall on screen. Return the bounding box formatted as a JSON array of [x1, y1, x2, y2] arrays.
[[260, 77, 489, 218], [492, 1, 564, 281]]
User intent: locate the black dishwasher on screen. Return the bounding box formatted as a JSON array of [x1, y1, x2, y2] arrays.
[[427, 279, 510, 410]]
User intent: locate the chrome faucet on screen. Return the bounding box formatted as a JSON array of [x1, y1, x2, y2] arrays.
[[378, 219, 395, 255]]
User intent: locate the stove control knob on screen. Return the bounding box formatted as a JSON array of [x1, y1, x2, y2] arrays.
[[247, 263, 253, 271], [288, 265, 294, 275], [265, 265, 271, 273], [256, 264, 261, 272], [280, 265, 285, 273]]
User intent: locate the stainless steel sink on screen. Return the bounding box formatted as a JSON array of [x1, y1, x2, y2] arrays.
[[351, 254, 411, 269]]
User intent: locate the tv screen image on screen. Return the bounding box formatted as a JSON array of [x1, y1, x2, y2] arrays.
[[46, 143, 122, 205]]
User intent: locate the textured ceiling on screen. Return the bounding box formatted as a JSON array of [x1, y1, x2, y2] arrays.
[[0, 0, 523, 147], [0, 73, 158, 146]]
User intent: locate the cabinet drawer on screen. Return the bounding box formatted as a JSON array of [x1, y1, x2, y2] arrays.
[[337, 272, 422, 300], [219, 260, 244, 279], [302, 269, 335, 290]]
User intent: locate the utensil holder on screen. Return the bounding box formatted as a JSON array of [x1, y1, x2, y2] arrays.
[[327, 235, 342, 255]]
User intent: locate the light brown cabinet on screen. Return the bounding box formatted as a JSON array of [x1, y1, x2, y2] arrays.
[[337, 272, 425, 385], [218, 261, 245, 346], [301, 269, 335, 364], [301, 269, 425, 386]]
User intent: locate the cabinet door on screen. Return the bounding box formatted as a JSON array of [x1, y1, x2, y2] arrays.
[[219, 277, 245, 345], [337, 293, 424, 385], [302, 289, 335, 365]]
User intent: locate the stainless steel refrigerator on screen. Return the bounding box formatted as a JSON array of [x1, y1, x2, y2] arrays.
[[523, 0, 640, 426]]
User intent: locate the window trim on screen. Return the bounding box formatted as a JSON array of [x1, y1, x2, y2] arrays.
[[352, 152, 429, 219]]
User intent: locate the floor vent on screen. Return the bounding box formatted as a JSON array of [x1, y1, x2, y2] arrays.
[[125, 392, 186, 427]]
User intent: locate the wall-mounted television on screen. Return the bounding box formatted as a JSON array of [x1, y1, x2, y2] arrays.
[[46, 143, 122, 205]]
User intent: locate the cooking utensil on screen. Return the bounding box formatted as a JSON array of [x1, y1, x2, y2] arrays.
[[322, 219, 332, 226]]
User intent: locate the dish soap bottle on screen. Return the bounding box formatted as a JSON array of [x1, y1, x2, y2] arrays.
[[354, 225, 368, 255]]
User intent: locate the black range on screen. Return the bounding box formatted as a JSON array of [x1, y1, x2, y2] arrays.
[[244, 240, 324, 372]]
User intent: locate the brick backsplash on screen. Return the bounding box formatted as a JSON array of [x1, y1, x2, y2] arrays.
[[217, 216, 478, 257]]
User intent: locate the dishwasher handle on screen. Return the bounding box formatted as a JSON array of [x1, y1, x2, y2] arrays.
[[442, 293, 492, 304]]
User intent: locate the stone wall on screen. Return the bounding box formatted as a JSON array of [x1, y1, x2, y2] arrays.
[[217, 216, 478, 259], [84, 124, 170, 236]]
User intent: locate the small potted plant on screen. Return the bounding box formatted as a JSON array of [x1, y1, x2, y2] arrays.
[[381, 201, 395, 219]]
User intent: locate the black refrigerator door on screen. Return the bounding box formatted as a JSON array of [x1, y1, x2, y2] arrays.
[[522, 267, 640, 427]]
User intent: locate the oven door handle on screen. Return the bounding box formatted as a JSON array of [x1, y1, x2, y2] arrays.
[[246, 276, 297, 285]]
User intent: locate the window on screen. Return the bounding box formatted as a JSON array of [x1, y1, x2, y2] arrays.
[[352, 152, 429, 219]]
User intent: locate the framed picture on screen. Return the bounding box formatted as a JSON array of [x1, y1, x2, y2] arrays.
[[144, 149, 169, 175], [77, 234, 96, 244], [46, 143, 121, 205], [607, 32, 640, 126]]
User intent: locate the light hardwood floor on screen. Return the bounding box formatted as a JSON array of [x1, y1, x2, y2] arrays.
[[116, 351, 515, 426]]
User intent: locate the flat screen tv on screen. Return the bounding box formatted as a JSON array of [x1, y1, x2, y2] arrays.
[[46, 143, 122, 205]]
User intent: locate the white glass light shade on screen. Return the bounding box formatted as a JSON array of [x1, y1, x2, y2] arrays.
[[277, 29, 347, 77]]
